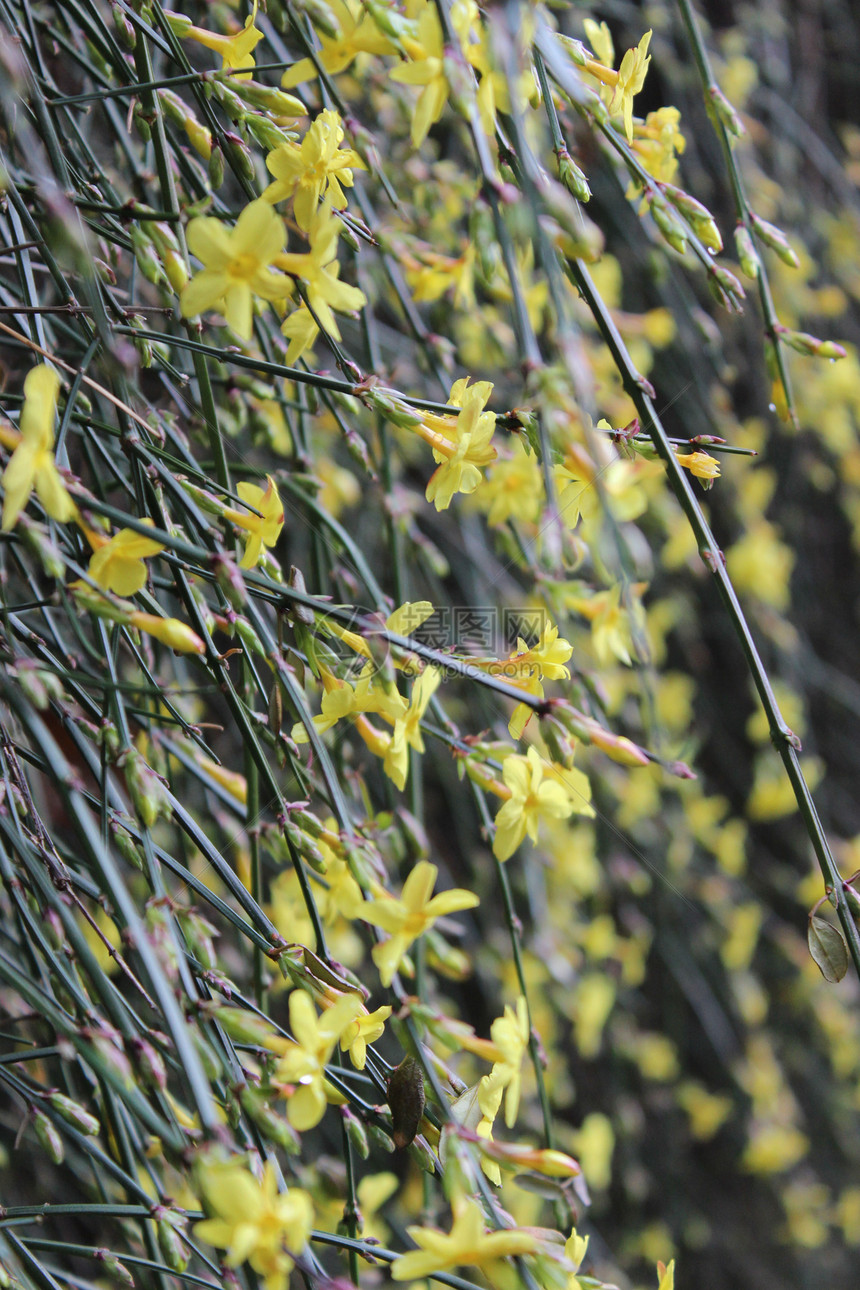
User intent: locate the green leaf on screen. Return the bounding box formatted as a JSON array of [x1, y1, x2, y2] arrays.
[[808, 915, 849, 983]]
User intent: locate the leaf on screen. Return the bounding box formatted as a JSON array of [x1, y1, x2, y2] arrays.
[[808, 915, 849, 983]]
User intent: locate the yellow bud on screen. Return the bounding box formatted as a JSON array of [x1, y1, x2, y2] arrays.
[[183, 117, 212, 159], [130, 612, 205, 653], [162, 248, 189, 294]]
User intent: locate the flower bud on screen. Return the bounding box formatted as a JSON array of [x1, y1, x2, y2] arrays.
[[234, 615, 266, 658], [367, 1122, 395, 1153], [156, 1214, 189, 1273], [47, 1092, 100, 1137], [749, 213, 800, 268], [342, 1106, 370, 1159], [776, 325, 846, 360], [708, 263, 745, 312], [112, 817, 145, 871], [223, 131, 257, 184], [130, 227, 162, 285], [734, 224, 760, 279], [34, 1111, 64, 1164], [556, 148, 591, 202], [239, 1084, 301, 1152], [293, 0, 341, 38], [208, 144, 225, 189], [708, 85, 745, 138], [663, 183, 722, 252], [212, 1005, 278, 1047], [129, 612, 206, 654], [190, 1028, 223, 1081], [95, 1251, 134, 1287], [178, 908, 219, 971], [650, 197, 688, 255], [18, 516, 66, 578], [121, 746, 172, 829], [130, 1037, 168, 1091], [245, 115, 297, 152], [111, 1, 136, 48]]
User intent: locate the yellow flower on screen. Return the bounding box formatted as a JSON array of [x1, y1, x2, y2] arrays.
[[610, 31, 652, 142], [264, 110, 364, 230], [281, 305, 319, 364], [291, 665, 407, 743], [275, 990, 363, 1129], [492, 747, 575, 862], [383, 665, 442, 789], [281, 0, 392, 87], [223, 475, 284, 569], [354, 860, 479, 987], [580, 28, 652, 143], [675, 449, 721, 480], [2, 364, 76, 530], [275, 202, 366, 340], [657, 1259, 676, 1290], [181, 200, 293, 340], [339, 1003, 392, 1069], [404, 243, 476, 308], [565, 1227, 590, 1282], [633, 107, 687, 183], [391, 1197, 538, 1281], [423, 378, 497, 511], [389, 5, 448, 148], [180, 0, 264, 79], [507, 621, 573, 682], [476, 438, 544, 527], [478, 996, 529, 1129], [194, 1158, 313, 1290], [87, 525, 164, 596]]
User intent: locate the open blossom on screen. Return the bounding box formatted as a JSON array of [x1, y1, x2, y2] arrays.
[[194, 1158, 313, 1290], [275, 991, 363, 1129], [339, 1003, 392, 1069], [87, 524, 164, 596], [1, 364, 76, 531], [478, 995, 530, 1128], [475, 438, 544, 527], [264, 110, 364, 230], [610, 31, 652, 141], [354, 861, 479, 987], [383, 665, 441, 790], [391, 1197, 538, 1281], [275, 202, 366, 340], [579, 23, 653, 143], [222, 475, 284, 569], [181, 200, 293, 340], [389, 4, 447, 149], [492, 747, 576, 862], [422, 378, 497, 510], [176, 0, 264, 78], [281, 0, 393, 87]]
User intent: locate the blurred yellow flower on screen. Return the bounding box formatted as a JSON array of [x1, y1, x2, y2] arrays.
[[2, 364, 76, 531], [194, 1159, 313, 1290]]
